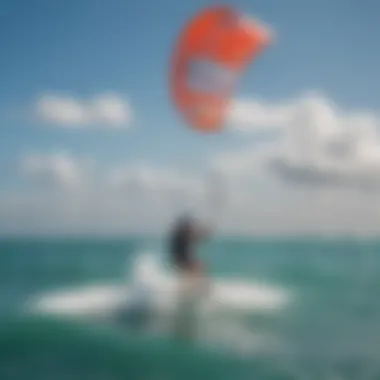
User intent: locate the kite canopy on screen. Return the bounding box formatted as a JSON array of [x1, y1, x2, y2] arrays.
[[170, 5, 272, 132]]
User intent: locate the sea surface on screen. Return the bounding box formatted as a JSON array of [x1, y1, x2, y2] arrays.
[[0, 236, 379, 380]]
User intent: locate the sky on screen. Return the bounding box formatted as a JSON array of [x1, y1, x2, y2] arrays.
[[1, 0, 380, 236]]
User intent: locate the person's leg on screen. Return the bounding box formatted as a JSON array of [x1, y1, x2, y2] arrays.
[[190, 259, 204, 274], [187, 259, 211, 296], [176, 256, 209, 295]]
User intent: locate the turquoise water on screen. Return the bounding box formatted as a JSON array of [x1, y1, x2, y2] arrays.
[[0, 237, 380, 380]]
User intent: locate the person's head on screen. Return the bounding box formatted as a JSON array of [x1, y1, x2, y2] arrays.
[[176, 213, 194, 228], [175, 213, 212, 239]]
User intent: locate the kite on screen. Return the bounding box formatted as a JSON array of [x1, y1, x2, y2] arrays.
[[170, 6, 273, 132]]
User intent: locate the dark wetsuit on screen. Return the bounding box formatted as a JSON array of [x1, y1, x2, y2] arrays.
[[169, 219, 195, 270]]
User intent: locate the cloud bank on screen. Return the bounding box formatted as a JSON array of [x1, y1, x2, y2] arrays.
[[225, 92, 380, 191], [35, 93, 132, 128], [2, 92, 380, 236]]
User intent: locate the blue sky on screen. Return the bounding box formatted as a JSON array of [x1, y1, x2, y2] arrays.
[[1, 0, 380, 234]]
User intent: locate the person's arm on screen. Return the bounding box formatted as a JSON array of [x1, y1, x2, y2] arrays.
[[193, 223, 213, 241]]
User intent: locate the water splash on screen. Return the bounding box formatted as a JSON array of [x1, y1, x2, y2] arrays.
[[26, 250, 294, 356]]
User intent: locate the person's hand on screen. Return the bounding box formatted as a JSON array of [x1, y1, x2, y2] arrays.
[[197, 225, 212, 239]]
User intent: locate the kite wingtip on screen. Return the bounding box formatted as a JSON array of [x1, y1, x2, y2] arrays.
[[241, 14, 276, 45]]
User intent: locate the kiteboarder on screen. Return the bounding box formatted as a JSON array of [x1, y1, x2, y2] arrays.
[[168, 214, 212, 277]]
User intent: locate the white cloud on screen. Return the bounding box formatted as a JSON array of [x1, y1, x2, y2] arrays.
[[35, 93, 132, 128], [227, 97, 294, 131], [220, 92, 380, 191], [20, 152, 90, 188], [4, 152, 380, 236]]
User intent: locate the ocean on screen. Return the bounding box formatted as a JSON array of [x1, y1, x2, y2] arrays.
[[0, 236, 379, 380]]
